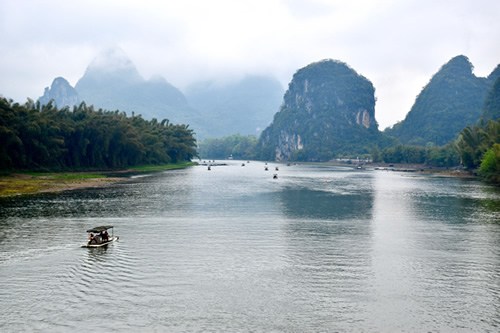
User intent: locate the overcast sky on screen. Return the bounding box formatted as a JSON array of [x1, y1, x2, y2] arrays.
[[1, 0, 499, 129]]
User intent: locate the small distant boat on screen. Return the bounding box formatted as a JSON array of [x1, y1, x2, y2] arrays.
[[82, 225, 119, 248]]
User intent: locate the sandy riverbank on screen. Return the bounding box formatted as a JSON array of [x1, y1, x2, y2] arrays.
[[0, 173, 125, 197], [0, 162, 196, 197]]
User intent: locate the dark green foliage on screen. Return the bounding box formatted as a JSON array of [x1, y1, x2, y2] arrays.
[[455, 119, 500, 172], [380, 144, 459, 167], [386, 55, 494, 146], [381, 145, 427, 164], [479, 143, 500, 183], [0, 97, 197, 171], [425, 145, 461, 167], [482, 75, 500, 121], [198, 134, 257, 160]]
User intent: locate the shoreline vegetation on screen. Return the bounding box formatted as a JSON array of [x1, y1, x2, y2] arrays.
[[0, 161, 480, 198], [0, 162, 196, 197]]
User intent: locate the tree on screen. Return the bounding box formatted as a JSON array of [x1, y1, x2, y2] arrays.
[[479, 143, 500, 183], [0, 97, 197, 171]]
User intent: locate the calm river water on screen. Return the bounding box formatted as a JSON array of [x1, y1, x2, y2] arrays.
[[0, 161, 499, 332]]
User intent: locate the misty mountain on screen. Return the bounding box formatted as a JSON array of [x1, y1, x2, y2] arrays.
[[38, 77, 80, 108], [385, 55, 498, 146], [184, 76, 284, 138], [74, 47, 197, 125], [37, 47, 286, 139], [257, 59, 385, 161]]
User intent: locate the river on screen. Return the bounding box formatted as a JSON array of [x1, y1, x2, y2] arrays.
[[0, 161, 499, 332]]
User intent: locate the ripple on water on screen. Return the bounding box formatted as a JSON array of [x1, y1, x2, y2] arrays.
[[0, 163, 499, 332]]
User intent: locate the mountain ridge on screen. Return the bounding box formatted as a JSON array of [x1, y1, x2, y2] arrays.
[[38, 47, 283, 139], [385, 55, 497, 146]]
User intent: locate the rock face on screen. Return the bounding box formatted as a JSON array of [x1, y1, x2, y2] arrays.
[[38, 77, 80, 108], [385, 55, 497, 146], [258, 59, 380, 161]]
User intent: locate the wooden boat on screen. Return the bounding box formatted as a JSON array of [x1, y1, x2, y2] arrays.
[[82, 225, 119, 248]]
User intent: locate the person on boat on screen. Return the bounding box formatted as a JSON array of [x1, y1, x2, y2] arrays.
[[102, 230, 109, 242], [88, 233, 95, 245]]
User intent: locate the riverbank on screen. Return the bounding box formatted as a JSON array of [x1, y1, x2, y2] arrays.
[[0, 162, 196, 197], [325, 161, 477, 179], [369, 163, 476, 178]]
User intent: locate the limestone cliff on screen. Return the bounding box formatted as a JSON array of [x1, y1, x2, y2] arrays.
[[258, 59, 381, 161]]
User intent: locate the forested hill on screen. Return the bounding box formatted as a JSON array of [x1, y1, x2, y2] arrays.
[[482, 66, 500, 121], [257, 59, 387, 162], [0, 98, 197, 171], [385, 55, 498, 146]]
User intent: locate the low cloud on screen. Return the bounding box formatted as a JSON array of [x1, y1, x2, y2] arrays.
[[1, 0, 498, 128]]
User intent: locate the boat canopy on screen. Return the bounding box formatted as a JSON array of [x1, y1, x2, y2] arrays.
[[86, 225, 113, 233]]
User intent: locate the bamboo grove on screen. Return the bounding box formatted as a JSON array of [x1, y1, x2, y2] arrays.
[[0, 97, 197, 171]]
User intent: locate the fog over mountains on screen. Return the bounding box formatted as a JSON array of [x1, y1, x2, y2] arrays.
[[39, 47, 284, 139], [39, 48, 498, 151]]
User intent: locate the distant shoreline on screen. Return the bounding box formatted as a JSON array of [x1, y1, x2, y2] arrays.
[[0, 162, 196, 197], [320, 161, 477, 179], [0, 161, 479, 198]]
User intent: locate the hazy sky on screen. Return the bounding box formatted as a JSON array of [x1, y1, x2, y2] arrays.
[[1, 0, 499, 129]]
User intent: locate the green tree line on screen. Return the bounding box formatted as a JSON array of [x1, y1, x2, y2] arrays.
[[455, 120, 500, 182], [197, 134, 257, 160], [375, 144, 460, 167], [0, 98, 197, 171]]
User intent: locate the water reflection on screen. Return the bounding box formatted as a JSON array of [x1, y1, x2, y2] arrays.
[[1, 164, 499, 331], [370, 171, 500, 331], [280, 188, 373, 220], [277, 170, 375, 329], [278, 169, 374, 220]]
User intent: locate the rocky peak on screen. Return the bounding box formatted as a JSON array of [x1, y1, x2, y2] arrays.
[[76, 47, 143, 90], [282, 59, 377, 129], [258, 59, 381, 162], [385, 55, 494, 146], [437, 55, 474, 78], [38, 77, 79, 108]]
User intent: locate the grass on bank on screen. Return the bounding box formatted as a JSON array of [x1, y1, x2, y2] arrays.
[[129, 161, 195, 172], [0, 162, 197, 197]]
